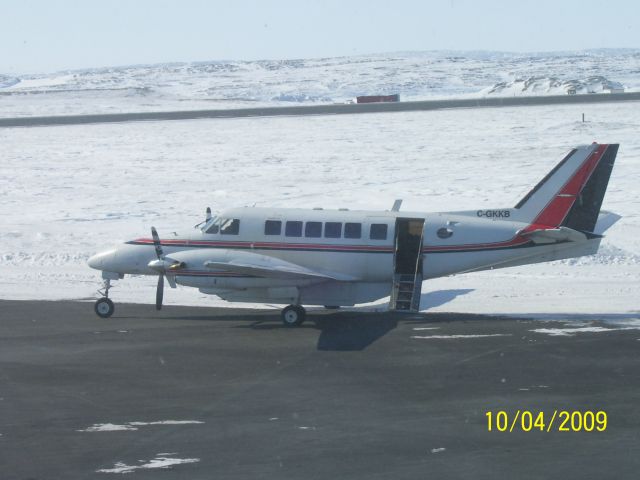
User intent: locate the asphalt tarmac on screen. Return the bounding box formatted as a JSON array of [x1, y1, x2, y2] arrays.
[[1, 299, 639, 479]]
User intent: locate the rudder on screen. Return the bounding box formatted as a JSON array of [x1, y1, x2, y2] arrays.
[[561, 144, 618, 232]]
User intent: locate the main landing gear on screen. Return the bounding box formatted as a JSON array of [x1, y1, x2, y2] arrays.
[[281, 305, 306, 327], [94, 278, 115, 318]]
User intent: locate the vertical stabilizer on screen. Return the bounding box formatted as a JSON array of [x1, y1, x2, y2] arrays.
[[514, 143, 618, 232]]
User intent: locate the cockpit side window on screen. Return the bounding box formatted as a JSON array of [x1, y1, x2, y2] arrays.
[[220, 218, 240, 235]]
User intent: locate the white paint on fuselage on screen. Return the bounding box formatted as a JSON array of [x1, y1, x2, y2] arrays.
[[88, 205, 598, 306]]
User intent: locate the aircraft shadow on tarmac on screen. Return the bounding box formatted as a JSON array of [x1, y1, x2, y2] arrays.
[[314, 314, 398, 351], [420, 288, 474, 309], [165, 289, 480, 351], [224, 312, 399, 351], [164, 310, 398, 351], [312, 288, 477, 351]]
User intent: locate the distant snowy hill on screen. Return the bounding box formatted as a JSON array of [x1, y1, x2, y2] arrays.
[[483, 76, 626, 96], [0, 49, 639, 116]]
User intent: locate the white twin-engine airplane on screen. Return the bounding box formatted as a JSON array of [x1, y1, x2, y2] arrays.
[[88, 143, 619, 326]]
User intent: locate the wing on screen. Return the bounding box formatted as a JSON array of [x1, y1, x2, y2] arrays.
[[203, 251, 359, 281]]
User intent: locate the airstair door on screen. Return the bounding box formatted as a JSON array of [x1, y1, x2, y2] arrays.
[[390, 217, 425, 312]]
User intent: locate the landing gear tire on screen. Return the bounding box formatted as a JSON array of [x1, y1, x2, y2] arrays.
[[281, 305, 306, 327], [94, 298, 115, 318]]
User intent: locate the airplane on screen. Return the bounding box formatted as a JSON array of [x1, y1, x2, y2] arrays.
[[88, 143, 620, 326]]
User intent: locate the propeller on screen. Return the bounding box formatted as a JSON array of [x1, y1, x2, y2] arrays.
[[156, 274, 164, 310], [151, 227, 165, 310], [149, 226, 183, 310]]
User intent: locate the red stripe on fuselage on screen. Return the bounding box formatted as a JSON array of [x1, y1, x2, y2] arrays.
[[129, 238, 392, 252], [128, 237, 531, 254]]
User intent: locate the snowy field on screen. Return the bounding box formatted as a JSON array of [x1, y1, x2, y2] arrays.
[[1, 49, 639, 117], [1, 101, 639, 317]]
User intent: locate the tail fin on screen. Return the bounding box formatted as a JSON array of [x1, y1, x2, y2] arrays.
[[514, 143, 618, 232]]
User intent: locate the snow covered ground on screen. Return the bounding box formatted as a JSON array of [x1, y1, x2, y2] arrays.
[[1, 49, 639, 117], [1, 100, 638, 317]]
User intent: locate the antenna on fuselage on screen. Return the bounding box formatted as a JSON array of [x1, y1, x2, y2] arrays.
[[391, 199, 403, 212], [206, 207, 212, 221]]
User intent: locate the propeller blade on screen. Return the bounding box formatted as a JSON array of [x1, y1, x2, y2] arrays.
[[156, 274, 164, 310], [151, 226, 164, 259]]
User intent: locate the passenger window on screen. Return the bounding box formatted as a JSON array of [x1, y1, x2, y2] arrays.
[[285, 221, 303, 237], [344, 222, 362, 239], [305, 221, 322, 238], [220, 218, 240, 235], [264, 220, 282, 235], [206, 223, 219, 234], [370, 223, 388, 240], [324, 222, 342, 238]]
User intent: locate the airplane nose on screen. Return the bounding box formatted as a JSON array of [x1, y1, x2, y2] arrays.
[[87, 249, 118, 271]]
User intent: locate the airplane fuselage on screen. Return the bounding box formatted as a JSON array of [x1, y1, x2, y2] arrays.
[[89, 205, 602, 306]]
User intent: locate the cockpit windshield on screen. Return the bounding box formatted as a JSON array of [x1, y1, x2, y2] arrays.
[[202, 217, 240, 235], [199, 216, 219, 233], [193, 210, 241, 235]]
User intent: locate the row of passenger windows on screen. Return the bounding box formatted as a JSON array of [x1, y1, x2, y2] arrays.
[[206, 217, 389, 240], [265, 220, 388, 240]]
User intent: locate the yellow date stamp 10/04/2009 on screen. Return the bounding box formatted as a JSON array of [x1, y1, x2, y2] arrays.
[[486, 410, 607, 432]]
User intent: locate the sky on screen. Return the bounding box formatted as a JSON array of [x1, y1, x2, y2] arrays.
[[0, 0, 638, 74]]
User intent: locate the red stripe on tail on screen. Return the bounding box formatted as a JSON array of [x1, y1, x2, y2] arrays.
[[529, 144, 607, 228]]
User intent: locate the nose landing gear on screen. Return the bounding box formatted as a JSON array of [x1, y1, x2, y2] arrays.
[[94, 278, 115, 318]]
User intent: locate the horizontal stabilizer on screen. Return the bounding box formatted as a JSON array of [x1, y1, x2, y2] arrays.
[[594, 210, 621, 235], [518, 226, 589, 244]]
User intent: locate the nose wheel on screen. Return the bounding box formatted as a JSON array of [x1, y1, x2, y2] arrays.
[[94, 297, 115, 318], [281, 305, 306, 327], [94, 278, 115, 318]]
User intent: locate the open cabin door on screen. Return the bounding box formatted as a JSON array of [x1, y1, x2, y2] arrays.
[[390, 217, 425, 312]]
